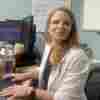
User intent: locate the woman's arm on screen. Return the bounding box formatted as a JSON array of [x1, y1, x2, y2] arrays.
[[3, 65, 40, 82], [0, 85, 53, 100], [19, 65, 40, 80]]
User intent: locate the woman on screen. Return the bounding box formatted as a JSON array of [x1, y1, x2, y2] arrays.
[[2, 7, 90, 100]]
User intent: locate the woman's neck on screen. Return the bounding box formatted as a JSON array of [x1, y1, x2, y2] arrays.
[[50, 40, 66, 49]]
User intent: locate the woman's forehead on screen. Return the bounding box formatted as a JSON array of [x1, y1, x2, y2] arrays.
[[50, 10, 71, 21]]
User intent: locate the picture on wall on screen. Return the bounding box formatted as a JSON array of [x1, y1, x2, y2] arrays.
[[81, 0, 100, 31]]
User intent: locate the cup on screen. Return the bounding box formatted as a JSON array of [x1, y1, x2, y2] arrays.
[[0, 42, 15, 79]]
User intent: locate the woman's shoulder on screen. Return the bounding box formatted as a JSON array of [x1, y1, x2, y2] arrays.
[[64, 48, 90, 74], [65, 47, 88, 61], [69, 47, 85, 55]]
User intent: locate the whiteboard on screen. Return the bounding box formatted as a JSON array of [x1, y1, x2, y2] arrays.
[[82, 0, 100, 31]]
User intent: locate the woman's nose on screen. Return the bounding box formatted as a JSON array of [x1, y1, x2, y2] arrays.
[[57, 23, 63, 28]]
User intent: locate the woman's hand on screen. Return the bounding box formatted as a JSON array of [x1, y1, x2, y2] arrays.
[[13, 85, 34, 97], [3, 73, 30, 82], [0, 85, 35, 99]]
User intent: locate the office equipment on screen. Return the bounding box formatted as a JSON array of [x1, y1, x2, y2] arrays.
[[0, 21, 23, 41]]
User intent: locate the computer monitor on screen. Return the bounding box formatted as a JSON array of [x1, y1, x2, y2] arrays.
[[0, 22, 23, 41]]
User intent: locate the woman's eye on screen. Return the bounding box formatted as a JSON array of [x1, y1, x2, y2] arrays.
[[52, 20, 59, 24], [64, 21, 70, 26], [51, 20, 72, 26]]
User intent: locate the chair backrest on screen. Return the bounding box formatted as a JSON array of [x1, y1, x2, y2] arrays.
[[85, 65, 100, 100]]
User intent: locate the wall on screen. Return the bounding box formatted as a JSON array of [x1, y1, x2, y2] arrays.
[[72, 0, 100, 60], [0, 0, 100, 59], [0, 0, 32, 20]]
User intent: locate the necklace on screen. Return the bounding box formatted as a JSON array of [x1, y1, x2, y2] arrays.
[[49, 46, 66, 65]]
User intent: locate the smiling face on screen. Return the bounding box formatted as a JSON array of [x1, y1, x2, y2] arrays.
[[48, 10, 72, 43]]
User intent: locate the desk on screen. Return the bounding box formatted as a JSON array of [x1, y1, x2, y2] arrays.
[[0, 46, 37, 99]]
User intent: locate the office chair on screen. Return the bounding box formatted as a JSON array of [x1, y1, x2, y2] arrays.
[[85, 65, 100, 100]]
